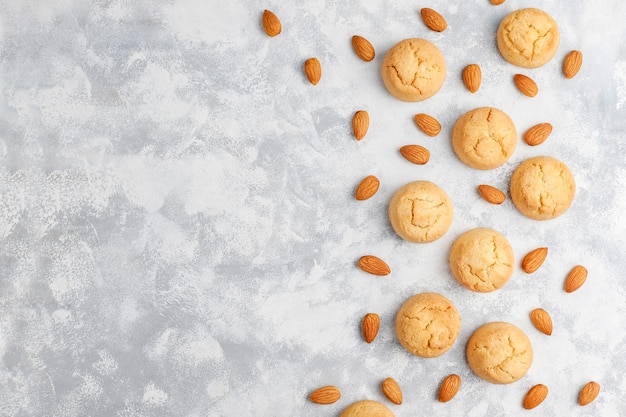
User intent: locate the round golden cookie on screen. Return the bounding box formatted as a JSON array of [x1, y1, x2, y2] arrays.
[[381, 38, 446, 102], [449, 228, 515, 293], [452, 107, 517, 170], [510, 156, 576, 220], [466, 322, 533, 384], [497, 8, 560, 68], [388, 181, 453, 243], [340, 400, 395, 417], [395, 292, 461, 358]]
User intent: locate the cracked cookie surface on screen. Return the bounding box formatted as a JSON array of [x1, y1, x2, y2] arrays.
[[388, 180, 453, 243], [449, 228, 515, 293], [452, 107, 517, 170], [339, 400, 395, 417], [466, 322, 533, 384], [510, 156, 576, 220], [395, 292, 461, 358], [381, 38, 446, 102], [497, 8, 560, 68]]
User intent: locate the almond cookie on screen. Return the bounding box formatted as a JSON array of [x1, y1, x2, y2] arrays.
[[466, 322, 533, 384], [497, 8, 560, 68], [339, 400, 395, 417], [452, 107, 517, 170], [388, 181, 453, 243], [381, 38, 446, 102], [395, 292, 461, 358], [449, 228, 514, 292], [510, 156, 576, 220]]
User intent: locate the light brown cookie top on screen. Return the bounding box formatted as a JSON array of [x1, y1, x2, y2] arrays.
[[388, 181, 453, 243], [497, 8, 560, 68], [466, 322, 533, 384], [381, 38, 446, 102], [510, 156, 576, 220], [449, 228, 515, 293], [452, 107, 517, 170], [395, 292, 461, 358], [339, 400, 395, 417]]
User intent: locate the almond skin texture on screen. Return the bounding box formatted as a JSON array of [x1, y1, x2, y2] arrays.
[[523, 384, 549, 409], [565, 265, 588, 293], [438, 374, 461, 403], [564, 50, 583, 79], [414, 113, 441, 137], [514, 74, 538, 97], [522, 247, 548, 274], [400, 145, 430, 165], [262, 10, 281, 37], [352, 35, 375, 62], [579, 381, 600, 406], [352, 110, 370, 140], [530, 308, 553, 336], [362, 313, 380, 343], [355, 175, 380, 201], [304, 58, 321, 85], [463, 64, 482, 93], [524, 123, 553, 146], [477, 184, 506, 205], [309, 386, 341, 404], [358, 255, 391, 276], [382, 378, 403, 405], [420, 8, 447, 32]]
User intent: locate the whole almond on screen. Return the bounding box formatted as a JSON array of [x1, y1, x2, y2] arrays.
[[477, 184, 506, 205], [438, 374, 461, 402], [524, 123, 553, 146], [579, 381, 600, 406], [358, 255, 391, 276], [420, 8, 447, 32], [565, 265, 588, 293], [490, 0, 506, 5], [262, 10, 282, 37], [382, 377, 403, 405], [400, 145, 430, 165], [355, 175, 380, 201], [309, 385, 341, 404], [352, 35, 375, 62], [530, 308, 553, 336], [563, 50, 583, 79], [362, 313, 380, 343], [522, 247, 548, 274], [352, 110, 370, 140], [514, 74, 538, 97], [463, 64, 482, 93], [304, 58, 321, 85], [523, 384, 549, 409], [414, 113, 441, 137]]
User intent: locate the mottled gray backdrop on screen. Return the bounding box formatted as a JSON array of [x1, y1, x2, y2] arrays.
[[0, 1, 625, 416]]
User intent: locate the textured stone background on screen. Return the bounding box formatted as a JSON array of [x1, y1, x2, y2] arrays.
[[0, 1, 625, 416]]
